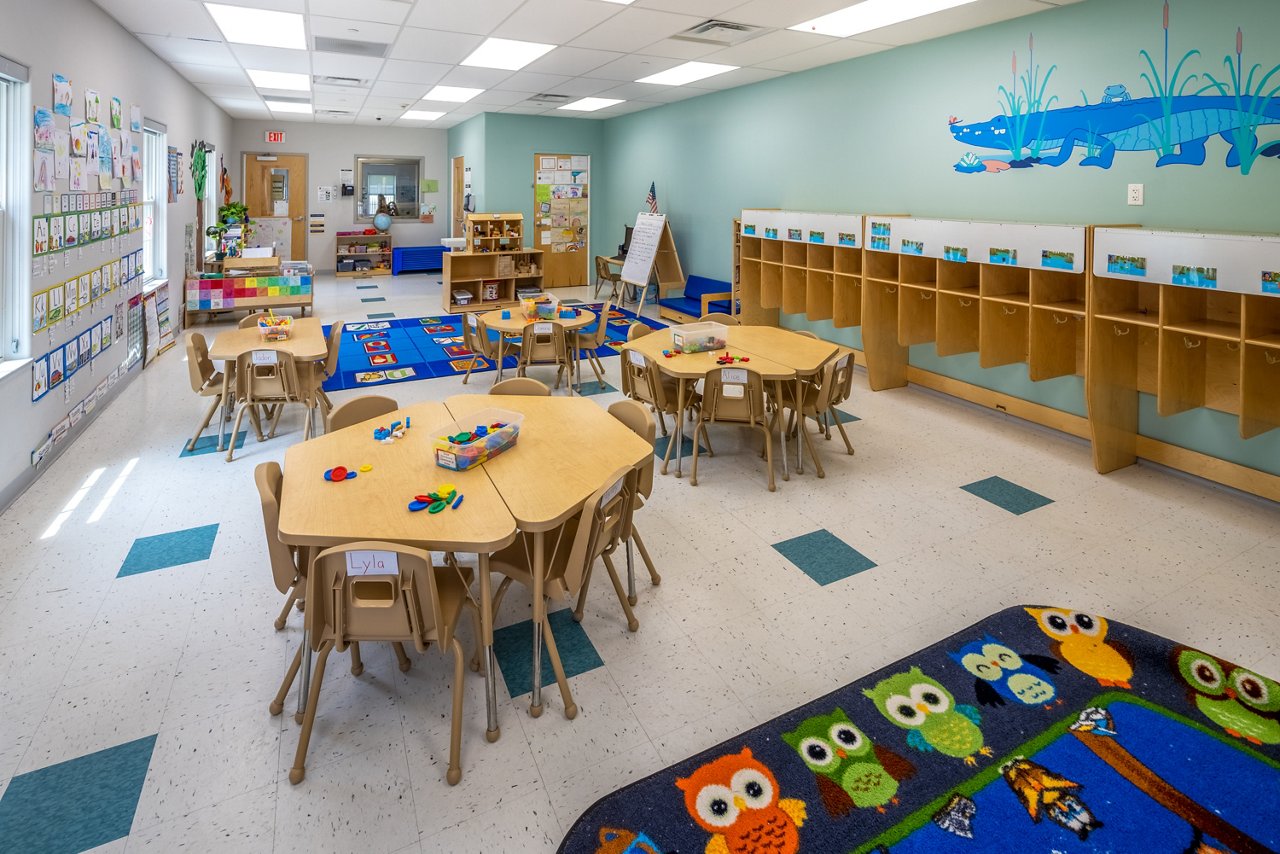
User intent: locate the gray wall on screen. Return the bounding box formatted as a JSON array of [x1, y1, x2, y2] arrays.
[[230, 121, 449, 271]]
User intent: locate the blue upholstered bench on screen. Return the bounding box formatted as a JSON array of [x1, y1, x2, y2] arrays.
[[657, 275, 733, 323], [392, 245, 445, 275]]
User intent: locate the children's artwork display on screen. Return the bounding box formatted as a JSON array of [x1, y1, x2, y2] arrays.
[[33, 106, 54, 150], [84, 89, 101, 123], [52, 74, 72, 117], [109, 97, 122, 129], [129, 105, 141, 133]]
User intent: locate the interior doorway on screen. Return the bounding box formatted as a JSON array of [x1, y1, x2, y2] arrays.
[[242, 153, 308, 261], [452, 155, 465, 238]]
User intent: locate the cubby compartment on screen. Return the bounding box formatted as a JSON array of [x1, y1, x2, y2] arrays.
[[1157, 330, 1241, 416], [979, 300, 1029, 367], [897, 285, 937, 345], [762, 240, 783, 264], [806, 270, 834, 321], [833, 275, 862, 327], [865, 250, 899, 282], [834, 246, 862, 276], [937, 293, 980, 356], [899, 255, 937, 287], [783, 241, 807, 267], [740, 236, 761, 260], [1161, 289, 1241, 341], [760, 261, 783, 308], [1241, 343, 1280, 438], [1243, 295, 1280, 347], [980, 264, 1030, 304], [807, 244, 834, 272], [1030, 306, 1085, 380], [938, 260, 979, 296], [1031, 270, 1087, 316], [1092, 277, 1161, 327], [740, 259, 762, 309], [783, 265, 807, 314]]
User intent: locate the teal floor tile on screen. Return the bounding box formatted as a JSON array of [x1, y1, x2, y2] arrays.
[[118, 524, 219, 577], [367, 312, 395, 319], [492, 609, 603, 697], [773, 529, 876, 586], [561, 298, 585, 304], [360, 296, 386, 303], [961, 475, 1053, 515], [653, 432, 710, 461], [576, 380, 617, 397], [832, 407, 860, 423], [0, 735, 156, 854], [355, 284, 378, 290], [179, 430, 245, 457]]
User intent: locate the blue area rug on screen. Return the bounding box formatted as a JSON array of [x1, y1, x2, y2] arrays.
[[322, 304, 666, 392], [559, 606, 1280, 853]]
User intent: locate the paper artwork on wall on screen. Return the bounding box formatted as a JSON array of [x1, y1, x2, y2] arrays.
[[53, 129, 69, 179], [53, 74, 73, 117], [129, 105, 142, 133], [34, 151, 55, 192], [85, 89, 101, 123], [70, 123, 87, 157], [34, 106, 55, 150]]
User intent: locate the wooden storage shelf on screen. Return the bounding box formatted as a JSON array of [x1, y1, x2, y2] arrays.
[[806, 269, 834, 321], [1162, 289, 1241, 341], [336, 230, 392, 278], [442, 247, 543, 313], [898, 285, 936, 346], [1246, 333, 1280, 349], [807, 244, 834, 271], [834, 246, 862, 275], [1095, 309, 1159, 328], [937, 292, 980, 356], [899, 255, 937, 287], [1157, 330, 1241, 416], [865, 250, 899, 282], [985, 293, 1031, 306], [462, 212, 525, 254], [1243, 294, 1280, 345], [783, 242, 807, 267], [938, 260, 979, 294], [1030, 306, 1085, 380], [834, 275, 862, 327], [761, 240, 783, 264], [1038, 299, 1087, 316], [981, 264, 1030, 301], [980, 300, 1029, 367], [1162, 319, 1241, 341], [1093, 277, 1160, 323], [735, 224, 779, 326], [741, 235, 761, 260]]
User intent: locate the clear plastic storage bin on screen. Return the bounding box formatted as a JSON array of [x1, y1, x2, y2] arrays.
[[670, 321, 728, 354], [432, 408, 524, 471]]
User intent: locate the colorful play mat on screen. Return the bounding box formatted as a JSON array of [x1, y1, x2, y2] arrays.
[[321, 304, 665, 392], [562, 606, 1280, 854]]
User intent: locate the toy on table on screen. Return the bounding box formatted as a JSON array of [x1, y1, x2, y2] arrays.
[[662, 349, 675, 359], [501, 309, 511, 320], [323, 465, 357, 482], [433, 409, 523, 472], [257, 309, 292, 342], [408, 483, 463, 513], [715, 353, 751, 365], [373, 417, 411, 443]]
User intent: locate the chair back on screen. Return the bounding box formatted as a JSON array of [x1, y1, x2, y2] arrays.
[[462, 313, 485, 359], [585, 302, 612, 349], [305, 541, 455, 653], [186, 332, 216, 393], [323, 322, 344, 378], [490, 377, 550, 396], [595, 255, 610, 282], [794, 330, 819, 339], [621, 349, 670, 413], [328, 395, 398, 432], [702, 366, 768, 427], [520, 319, 567, 366], [699, 312, 739, 326], [626, 323, 652, 342], [254, 462, 301, 596], [235, 349, 302, 404], [608, 399, 655, 498], [827, 353, 854, 409], [559, 466, 636, 596], [239, 312, 268, 329]]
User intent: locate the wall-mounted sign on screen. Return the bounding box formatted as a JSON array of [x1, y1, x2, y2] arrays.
[[264, 130, 286, 144]]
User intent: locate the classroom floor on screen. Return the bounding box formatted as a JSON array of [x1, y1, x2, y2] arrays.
[[1, 272, 1277, 853]]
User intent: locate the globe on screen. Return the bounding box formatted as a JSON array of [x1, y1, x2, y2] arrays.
[[373, 212, 392, 233]]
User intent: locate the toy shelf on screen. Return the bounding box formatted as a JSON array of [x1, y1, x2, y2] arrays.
[[461, 212, 525, 254], [336, 231, 392, 278], [442, 248, 543, 313]]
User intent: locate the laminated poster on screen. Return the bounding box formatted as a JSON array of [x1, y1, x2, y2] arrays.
[[48, 284, 64, 323], [32, 355, 49, 402], [32, 291, 47, 332], [49, 348, 63, 389], [53, 74, 72, 117]]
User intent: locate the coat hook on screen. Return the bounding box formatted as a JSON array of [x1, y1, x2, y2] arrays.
[[1266, 351, 1280, 365], [1183, 336, 1201, 349], [921, 291, 933, 300], [959, 298, 973, 307], [1002, 305, 1018, 316], [1114, 325, 1130, 336], [1226, 341, 1240, 351], [1053, 313, 1069, 324]]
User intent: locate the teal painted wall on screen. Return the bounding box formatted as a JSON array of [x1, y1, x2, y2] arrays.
[[451, 0, 1280, 475], [447, 114, 486, 220]]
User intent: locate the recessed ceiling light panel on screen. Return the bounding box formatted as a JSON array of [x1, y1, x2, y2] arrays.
[[789, 0, 981, 38], [558, 97, 624, 112], [265, 100, 313, 114], [461, 37, 556, 71], [247, 70, 310, 92], [635, 61, 737, 86], [402, 110, 445, 121], [424, 85, 484, 103], [204, 3, 306, 50]]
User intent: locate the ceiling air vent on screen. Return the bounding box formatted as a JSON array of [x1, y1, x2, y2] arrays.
[[526, 93, 573, 105], [314, 37, 390, 58], [263, 95, 311, 105], [313, 75, 370, 88], [315, 109, 353, 116], [672, 19, 768, 47]]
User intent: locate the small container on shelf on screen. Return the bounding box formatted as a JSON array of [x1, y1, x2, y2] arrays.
[[452, 290, 474, 306], [433, 409, 524, 471], [671, 321, 728, 354]]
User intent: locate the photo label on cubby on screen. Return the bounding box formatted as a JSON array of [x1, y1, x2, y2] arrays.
[[1108, 254, 1148, 276], [1041, 250, 1075, 270], [1172, 265, 1218, 288]]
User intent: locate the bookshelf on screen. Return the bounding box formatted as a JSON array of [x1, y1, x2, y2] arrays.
[[442, 249, 543, 314], [336, 231, 392, 279], [462, 212, 525, 254]]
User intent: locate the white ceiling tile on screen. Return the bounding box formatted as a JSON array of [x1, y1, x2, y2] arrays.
[[522, 46, 624, 77], [492, 0, 624, 44], [438, 66, 515, 88], [501, 103, 552, 114], [307, 16, 403, 45], [230, 44, 312, 73], [311, 51, 386, 78], [691, 65, 786, 90], [404, 0, 525, 36], [553, 77, 619, 96], [595, 81, 712, 102], [570, 8, 706, 53], [851, 0, 1052, 46], [699, 29, 834, 66], [93, 0, 220, 39], [586, 53, 683, 82], [445, 104, 488, 118], [313, 92, 366, 108], [720, 0, 852, 28], [210, 0, 303, 12], [590, 99, 662, 116], [637, 38, 724, 61], [212, 96, 268, 112], [391, 27, 486, 64], [380, 59, 453, 85], [760, 37, 890, 72], [492, 70, 571, 93], [171, 62, 250, 86], [199, 83, 263, 99], [632, 0, 744, 15], [308, 0, 409, 25], [370, 80, 432, 99], [434, 118, 462, 128], [138, 33, 239, 67], [471, 89, 535, 106], [364, 94, 421, 109], [315, 113, 358, 123]]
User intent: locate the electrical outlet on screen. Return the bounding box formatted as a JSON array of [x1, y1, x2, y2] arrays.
[[1127, 183, 1144, 205]]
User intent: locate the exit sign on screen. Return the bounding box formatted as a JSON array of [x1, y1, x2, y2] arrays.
[[265, 130, 286, 144]]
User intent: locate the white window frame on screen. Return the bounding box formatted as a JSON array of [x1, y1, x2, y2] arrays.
[[202, 146, 218, 256], [0, 53, 30, 363], [142, 122, 167, 284]]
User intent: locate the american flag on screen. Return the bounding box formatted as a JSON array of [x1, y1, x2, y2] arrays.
[[645, 181, 658, 214]]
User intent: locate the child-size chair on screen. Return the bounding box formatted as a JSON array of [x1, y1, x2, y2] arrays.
[[691, 366, 776, 492]]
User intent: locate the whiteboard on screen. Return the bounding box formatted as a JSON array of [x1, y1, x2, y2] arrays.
[[621, 212, 666, 286]]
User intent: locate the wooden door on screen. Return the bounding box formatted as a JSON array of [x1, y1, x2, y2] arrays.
[[243, 153, 308, 261], [452, 156, 465, 238], [533, 152, 589, 288]]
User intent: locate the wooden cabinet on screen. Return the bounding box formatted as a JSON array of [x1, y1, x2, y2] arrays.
[[442, 249, 543, 314], [336, 231, 391, 279], [737, 210, 860, 329]]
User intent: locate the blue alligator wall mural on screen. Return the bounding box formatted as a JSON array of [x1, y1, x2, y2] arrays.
[[950, 1, 1280, 175]]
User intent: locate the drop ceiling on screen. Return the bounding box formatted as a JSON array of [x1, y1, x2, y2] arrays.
[[94, 0, 1084, 128]]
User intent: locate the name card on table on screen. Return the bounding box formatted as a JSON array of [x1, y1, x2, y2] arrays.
[[533, 322, 553, 334], [627, 349, 646, 367], [251, 349, 278, 365], [346, 550, 399, 576], [721, 368, 747, 384]]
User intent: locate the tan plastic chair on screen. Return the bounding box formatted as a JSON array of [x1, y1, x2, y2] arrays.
[[326, 394, 399, 433], [255, 462, 310, 631], [603, 400, 661, 601], [572, 302, 612, 389], [595, 255, 622, 301], [781, 354, 855, 478], [239, 312, 268, 329], [490, 377, 550, 397], [794, 330, 819, 339], [226, 349, 314, 461], [620, 348, 700, 443], [516, 319, 570, 389], [271, 542, 478, 785], [489, 466, 640, 717], [461, 313, 513, 385], [691, 365, 777, 492], [699, 312, 740, 326], [185, 332, 227, 451], [627, 323, 653, 342]]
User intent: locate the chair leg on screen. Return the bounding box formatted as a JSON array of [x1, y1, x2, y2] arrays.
[[800, 415, 825, 478], [467, 604, 483, 673], [225, 403, 249, 462], [632, 529, 661, 586], [762, 425, 776, 492], [392, 642, 412, 672], [572, 563, 595, 623], [349, 641, 364, 676], [461, 353, 480, 385], [832, 408, 855, 454], [540, 619, 578, 720], [602, 554, 639, 632], [247, 406, 266, 442], [188, 394, 222, 451], [655, 409, 668, 437], [491, 577, 513, 621], [270, 642, 304, 716], [267, 400, 286, 438], [446, 637, 465, 785], [289, 642, 333, 784], [274, 585, 300, 631], [689, 421, 706, 486]]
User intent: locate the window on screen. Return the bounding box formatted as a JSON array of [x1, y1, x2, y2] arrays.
[[0, 53, 29, 363], [354, 156, 420, 221], [142, 123, 167, 283], [200, 145, 218, 256]]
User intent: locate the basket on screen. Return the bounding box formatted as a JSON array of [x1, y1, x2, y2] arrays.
[[433, 408, 524, 471], [670, 321, 728, 354]]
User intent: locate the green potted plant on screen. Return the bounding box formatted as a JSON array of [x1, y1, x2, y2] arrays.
[[205, 224, 229, 260]]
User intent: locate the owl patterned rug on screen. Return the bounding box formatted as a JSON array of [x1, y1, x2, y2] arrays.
[[559, 605, 1280, 854]]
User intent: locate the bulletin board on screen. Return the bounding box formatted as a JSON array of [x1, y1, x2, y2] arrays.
[[533, 153, 589, 288]]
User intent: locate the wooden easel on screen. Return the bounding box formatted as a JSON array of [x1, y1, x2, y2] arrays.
[[621, 213, 684, 316]]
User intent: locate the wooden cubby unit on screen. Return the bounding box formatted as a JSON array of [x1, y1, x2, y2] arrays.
[[980, 299, 1029, 367], [1161, 289, 1242, 341], [462, 212, 525, 254], [735, 227, 779, 326], [808, 244, 834, 272], [737, 211, 863, 326], [807, 269, 834, 321], [937, 292, 980, 356], [783, 264, 807, 314], [938, 260, 980, 296], [981, 264, 1031, 304], [442, 247, 543, 313], [1093, 278, 1161, 327], [762, 239, 783, 265], [865, 250, 899, 283]]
